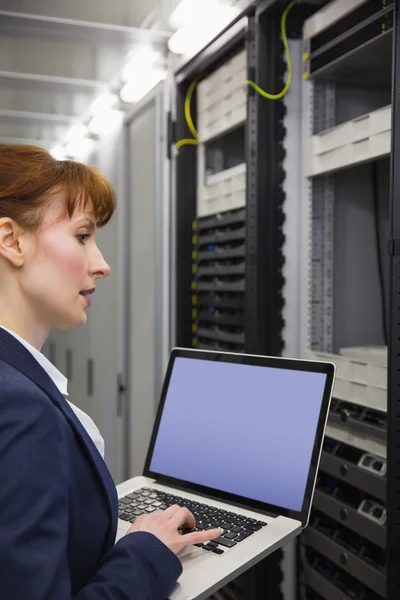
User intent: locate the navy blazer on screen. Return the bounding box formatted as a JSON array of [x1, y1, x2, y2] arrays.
[[0, 329, 182, 599]]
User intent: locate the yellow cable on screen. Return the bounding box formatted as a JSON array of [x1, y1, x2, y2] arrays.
[[176, 137, 199, 150], [175, 2, 295, 151], [175, 79, 199, 150], [247, 2, 295, 100]]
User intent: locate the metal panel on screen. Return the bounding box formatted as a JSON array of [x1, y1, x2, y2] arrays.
[[0, 70, 107, 93], [87, 127, 126, 483], [333, 163, 389, 352], [0, 10, 169, 47], [320, 450, 386, 502], [311, 176, 334, 352], [303, 82, 335, 353], [300, 78, 314, 354], [0, 0, 159, 28], [304, 526, 386, 598], [282, 39, 302, 358], [0, 108, 75, 123], [244, 13, 285, 356], [387, 2, 400, 599], [174, 79, 197, 348], [126, 88, 166, 478], [313, 490, 386, 549]]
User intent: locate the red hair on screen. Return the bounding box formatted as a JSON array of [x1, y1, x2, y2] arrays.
[[0, 144, 116, 230]]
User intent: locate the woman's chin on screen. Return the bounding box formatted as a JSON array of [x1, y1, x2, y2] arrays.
[[75, 312, 88, 328], [61, 311, 88, 329]]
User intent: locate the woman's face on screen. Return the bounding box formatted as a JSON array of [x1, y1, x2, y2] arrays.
[[20, 190, 111, 330]]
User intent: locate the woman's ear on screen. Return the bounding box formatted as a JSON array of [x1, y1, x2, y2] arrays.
[[0, 218, 25, 267]]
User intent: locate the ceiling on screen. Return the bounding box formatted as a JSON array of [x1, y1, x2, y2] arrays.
[[0, 0, 172, 148]]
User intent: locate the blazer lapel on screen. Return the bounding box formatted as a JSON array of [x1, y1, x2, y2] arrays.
[[0, 329, 118, 548]]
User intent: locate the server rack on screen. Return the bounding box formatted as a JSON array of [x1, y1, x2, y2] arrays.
[[172, 1, 400, 599], [293, 1, 398, 600], [172, 2, 290, 597]]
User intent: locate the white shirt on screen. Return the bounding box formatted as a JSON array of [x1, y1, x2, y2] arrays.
[[1, 327, 105, 459]]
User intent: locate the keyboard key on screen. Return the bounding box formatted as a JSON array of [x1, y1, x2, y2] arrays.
[[180, 528, 195, 535], [202, 545, 213, 551], [119, 512, 131, 521], [210, 521, 221, 528], [213, 548, 224, 555], [230, 526, 243, 534], [235, 531, 254, 543], [224, 532, 238, 540], [204, 543, 217, 550], [212, 536, 237, 548], [207, 541, 218, 548], [194, 543, 204, 548], [119, 498, 131, 505], [126, 493, 140, 500], [257, 521, 268, 527], [244, 523, 262, 532]]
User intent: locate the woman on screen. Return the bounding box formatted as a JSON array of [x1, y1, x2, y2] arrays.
[[0, 144, 221, 599]]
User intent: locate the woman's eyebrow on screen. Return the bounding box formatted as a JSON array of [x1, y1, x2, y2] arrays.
[[76, 217, 96, 230]]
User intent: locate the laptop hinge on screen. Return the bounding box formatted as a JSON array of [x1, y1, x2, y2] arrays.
[[153, 477, 279, 519]]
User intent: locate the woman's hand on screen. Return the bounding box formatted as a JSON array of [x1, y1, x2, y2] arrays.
[[127, 504, 223, 555]]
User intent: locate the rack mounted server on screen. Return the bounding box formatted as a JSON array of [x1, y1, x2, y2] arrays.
[[299, 0, 394, 598], [191, 208, 246, 353]]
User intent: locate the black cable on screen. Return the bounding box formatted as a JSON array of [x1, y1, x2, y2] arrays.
[[372, 161, 388, 346]]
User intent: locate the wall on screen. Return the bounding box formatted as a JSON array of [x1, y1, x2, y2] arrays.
[[45, 120, 127, 483]]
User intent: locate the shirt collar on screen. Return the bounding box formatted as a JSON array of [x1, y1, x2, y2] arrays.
[[0, 327, 69, 397]]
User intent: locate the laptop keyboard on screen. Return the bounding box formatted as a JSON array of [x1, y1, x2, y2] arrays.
[[118, 487, 267, 555]]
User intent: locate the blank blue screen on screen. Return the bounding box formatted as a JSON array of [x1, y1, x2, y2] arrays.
[[149, 357, 327, 511]]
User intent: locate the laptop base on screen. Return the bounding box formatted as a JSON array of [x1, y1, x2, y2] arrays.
[[116, 476, 302, 600]]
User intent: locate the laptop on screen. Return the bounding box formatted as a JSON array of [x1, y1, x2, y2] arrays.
[[116, 348, 335, 600]]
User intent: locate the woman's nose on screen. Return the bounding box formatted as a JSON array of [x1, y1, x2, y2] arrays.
[[90, 249, 111, 279], [95, 261, 111, 279]]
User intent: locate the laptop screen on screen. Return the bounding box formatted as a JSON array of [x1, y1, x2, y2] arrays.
[[148, 355, 328, 513]]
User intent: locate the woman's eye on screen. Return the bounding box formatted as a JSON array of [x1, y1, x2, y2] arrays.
[[77, 234, 90, 245]]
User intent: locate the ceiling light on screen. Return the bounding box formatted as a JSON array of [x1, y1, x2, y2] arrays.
[[168, 3, 239, 55], [120, 67, 167, 103], [50, 145, 67, 160], [88, 110, 123, 135], [121, 47, 161, 82], [169, 0, 222, 30], [90, 93, 118, 115], [65, 123, 88, 143], [65, 137, 94, 159]]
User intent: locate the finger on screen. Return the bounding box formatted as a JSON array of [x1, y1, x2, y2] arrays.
[[164, 504, 182, 519], [170, 506, 196, 530], [182, 528, 223, 547]]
